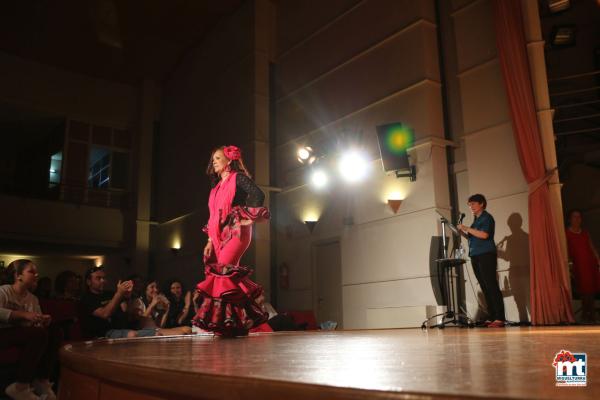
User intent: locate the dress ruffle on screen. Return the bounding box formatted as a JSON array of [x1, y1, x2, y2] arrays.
[[218, 206, 270, 250], [193, 263, 268, 336]]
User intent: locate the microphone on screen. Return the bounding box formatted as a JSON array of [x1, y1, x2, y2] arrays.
[[458, 213, 465, 225]]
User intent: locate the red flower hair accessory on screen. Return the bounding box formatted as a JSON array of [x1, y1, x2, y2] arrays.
[[223, 145, 241, 161]]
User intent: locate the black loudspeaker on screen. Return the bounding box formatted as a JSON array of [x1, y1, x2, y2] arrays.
[[376, 122, 414, 172], [429, 236, 447, 306]]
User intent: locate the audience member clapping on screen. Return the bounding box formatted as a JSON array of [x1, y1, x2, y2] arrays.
[[79, 267, 191, 340]]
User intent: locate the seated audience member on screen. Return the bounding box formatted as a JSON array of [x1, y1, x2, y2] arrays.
[[125, 273, 145, 300], [33, 277, 52, 300], [80, 267, 190, 339], [0, 259, 59, 400], [141, 280, 171, 328], [164, 279, 193, 328], [54, 270, 79, 301]]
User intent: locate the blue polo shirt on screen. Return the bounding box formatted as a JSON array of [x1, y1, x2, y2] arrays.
[[468, 210, 496, 256]]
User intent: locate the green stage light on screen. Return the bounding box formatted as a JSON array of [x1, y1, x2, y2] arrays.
[[383, 123, 414, 155]]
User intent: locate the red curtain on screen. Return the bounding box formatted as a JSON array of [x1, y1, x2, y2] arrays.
[[492, 0, 574, 324]]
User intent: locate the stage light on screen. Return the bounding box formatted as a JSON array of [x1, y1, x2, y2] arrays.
[[338, 151, 369, 183], [551, 25, 576, 47], [547, 0, 570, 13], [297, 146, 314, 164], [310, 169, 328, 189]]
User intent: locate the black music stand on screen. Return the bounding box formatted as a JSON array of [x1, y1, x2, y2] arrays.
[[421, 212, 474, 329]]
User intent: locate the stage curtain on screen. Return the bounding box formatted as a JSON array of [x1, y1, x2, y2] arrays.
[[492, 0, 574, 325]]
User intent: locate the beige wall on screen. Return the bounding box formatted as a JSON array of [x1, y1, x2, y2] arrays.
[[274, 0, 451, 328]]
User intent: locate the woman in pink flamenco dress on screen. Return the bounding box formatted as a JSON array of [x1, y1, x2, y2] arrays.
[[193, 145, 270, 337]]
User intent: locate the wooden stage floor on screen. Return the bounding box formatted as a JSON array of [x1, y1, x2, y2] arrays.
[[59, 326, 599, 400]]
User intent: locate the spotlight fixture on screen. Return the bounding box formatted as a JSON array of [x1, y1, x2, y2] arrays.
[[304, 220, 318, 233], [338, 151, 369, 183], [171, 247, 180, 255], [310, 169, 328, 189], [550, 25, 576, 48], [297, 146, 316, 164], [547, 0, 570, 13], [376, 122, 417, 182], [387, 199, 403, 214]]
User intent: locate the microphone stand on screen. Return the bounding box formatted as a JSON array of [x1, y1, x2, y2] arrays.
[[421, 211, 474, 329]]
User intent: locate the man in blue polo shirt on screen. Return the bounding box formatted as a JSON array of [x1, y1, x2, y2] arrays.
[[458, 194, 506, 327]]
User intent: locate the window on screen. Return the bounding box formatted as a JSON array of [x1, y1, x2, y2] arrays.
[[88, 147, 111, 188], [48, 151, 63, 188], [88, 146, 129, 190]]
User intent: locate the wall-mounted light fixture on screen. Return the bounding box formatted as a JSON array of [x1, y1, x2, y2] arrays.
[[387, 199, 403, 214], [171, 236, 181, 254], [171, 240, 181, 255], [304, 220, 318, 233]]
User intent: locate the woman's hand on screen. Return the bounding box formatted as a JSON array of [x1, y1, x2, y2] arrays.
[[184, 291, 192, 308], [149, 294, 160, 308], [40, 314, 52, 327], [203, 241, 213, 258], [158, 294, 170, 306], [23, 311, 44, 324]]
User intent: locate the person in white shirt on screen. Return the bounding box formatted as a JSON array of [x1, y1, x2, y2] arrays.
[[0, 259, 58, 400]]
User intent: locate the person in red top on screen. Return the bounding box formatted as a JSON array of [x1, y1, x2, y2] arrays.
[[565, 209, 600, 323], [193, 145, 269, 337]]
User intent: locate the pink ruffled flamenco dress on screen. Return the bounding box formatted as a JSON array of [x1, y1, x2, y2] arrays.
[[193, 171, 270, 337]]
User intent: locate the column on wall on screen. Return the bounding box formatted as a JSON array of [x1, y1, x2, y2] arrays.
[[134, 79, 159, 276], [250, 0, 273, 296]]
